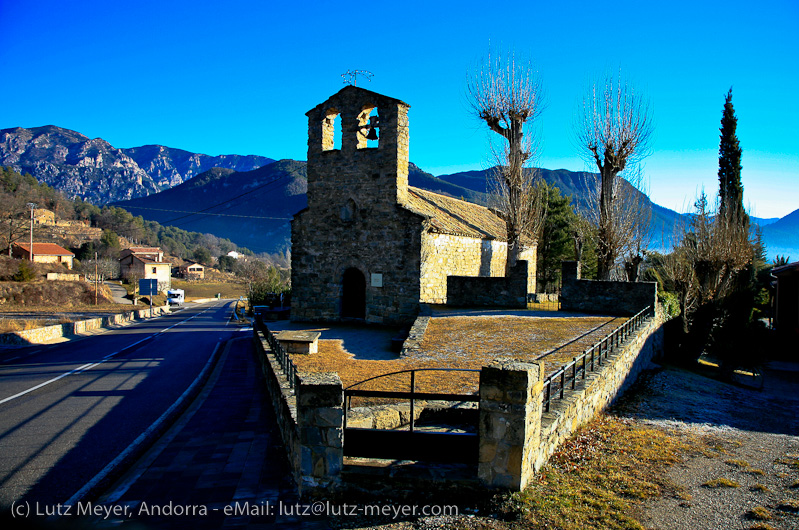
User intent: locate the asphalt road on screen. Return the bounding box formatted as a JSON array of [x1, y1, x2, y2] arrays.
[[0, 300, 238, 509], [104, 281, 132, 305]]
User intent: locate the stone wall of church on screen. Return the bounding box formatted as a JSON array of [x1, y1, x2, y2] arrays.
[[291, 205, 424, 325], [419, 233, 506, 304], [420, 234, 537, 304]]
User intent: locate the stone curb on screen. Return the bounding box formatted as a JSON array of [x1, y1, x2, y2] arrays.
[[0, 306, 172, 346]]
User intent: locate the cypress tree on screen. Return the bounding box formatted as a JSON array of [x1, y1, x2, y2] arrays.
[[718, 88, 746, 225]]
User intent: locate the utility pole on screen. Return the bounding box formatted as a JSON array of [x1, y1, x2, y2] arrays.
[[27, 203, 36, 262], [95, 251, 99, 306]]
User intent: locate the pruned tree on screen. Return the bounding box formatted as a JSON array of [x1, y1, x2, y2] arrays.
[[664, 191, 753, 365], [575, 71, 653, 280], [467, 50, 546, 274]]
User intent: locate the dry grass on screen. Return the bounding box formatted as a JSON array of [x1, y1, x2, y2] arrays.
[[776, 456, 799, 470], [702, 478, 741, 488], [291, 339, 479, 398], [747, 468, 766, 476], [777, 499, 799, 512], [170, 279, 246, 300], [0, 280, 118, 309], [751, 484, 770, 493], [419, 315, 626, 377], [495, 415, 710, 530], [725, 459, 750, 469], [746, 506, 772, 520], [0, 316, 73, 333]]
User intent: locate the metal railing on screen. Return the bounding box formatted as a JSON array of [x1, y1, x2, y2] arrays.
[[542, 305, 654, 412], [255, 317, 298, 390], [344, 368, 480, 432]]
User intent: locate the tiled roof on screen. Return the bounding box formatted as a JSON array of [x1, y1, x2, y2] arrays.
[[15, 243, 74, 256], [128, 247, 162, 254], [132, 255, 169, 265], [404, 187, 534, 244]]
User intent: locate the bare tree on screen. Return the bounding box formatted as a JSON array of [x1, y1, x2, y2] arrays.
[[576, 71, 653, 280], [0, 192, 34, 255], [468, 50, 546, 274], [659, 192, 753, 363]]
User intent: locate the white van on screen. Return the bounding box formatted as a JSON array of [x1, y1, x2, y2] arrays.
[[167, 289, 185, 306]]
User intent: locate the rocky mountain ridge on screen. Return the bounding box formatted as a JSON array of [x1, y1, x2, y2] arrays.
[[2, 125, 794, 258], [0, 125, 273, 205]]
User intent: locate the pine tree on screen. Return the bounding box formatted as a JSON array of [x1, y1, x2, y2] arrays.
[[535, 183, 576, 292], [718, 88, 747, 226]]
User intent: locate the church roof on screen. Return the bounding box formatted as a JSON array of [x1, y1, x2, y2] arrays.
[[404, 187, 534, 244], [306, 85, 410, 115]]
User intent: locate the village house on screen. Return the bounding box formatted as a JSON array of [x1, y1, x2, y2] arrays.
[[180, 260, 205, 280], [12, 242, 75, 269], [119, 246, 171, 291], [773, 260, 799, 340], [33, 208, 56, 225], [291, 86, 536, 325], [120, 246, 164, 262]]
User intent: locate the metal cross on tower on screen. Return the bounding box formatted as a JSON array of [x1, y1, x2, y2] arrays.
[[341, 70, 373, 87]]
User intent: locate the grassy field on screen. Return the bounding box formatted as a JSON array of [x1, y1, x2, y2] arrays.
[[169, 279, 247, 300]]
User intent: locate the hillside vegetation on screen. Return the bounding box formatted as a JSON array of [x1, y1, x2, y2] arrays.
[[0, 165, 249, 262]]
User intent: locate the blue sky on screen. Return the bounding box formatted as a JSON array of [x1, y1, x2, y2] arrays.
[[1, 0, 797, 219]]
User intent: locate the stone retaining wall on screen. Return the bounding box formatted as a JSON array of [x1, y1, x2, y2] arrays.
[[560, 261, 657, 316], [447, 260, 532, 308], [46, 273, 83, 281], [255, 308, 663, 494], [252, 327, 301, 484], [533, 311, 663, 471], [0, 306, 171, 345], [252, 323, 344, 493]]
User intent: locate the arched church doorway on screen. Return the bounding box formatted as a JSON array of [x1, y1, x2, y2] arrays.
[[341, 268, 366, 319]]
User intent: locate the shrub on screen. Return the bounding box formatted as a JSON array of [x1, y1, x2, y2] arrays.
[[657, 291, 680, 318], [12, 260, 36, 282]]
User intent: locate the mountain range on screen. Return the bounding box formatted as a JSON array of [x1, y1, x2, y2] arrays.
[[1, 125, 795, 259], [0, 125, 273, 204]]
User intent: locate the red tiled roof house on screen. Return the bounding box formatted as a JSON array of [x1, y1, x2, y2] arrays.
[[12, 243, 75, 269]]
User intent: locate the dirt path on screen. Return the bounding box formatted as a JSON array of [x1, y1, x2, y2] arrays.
[[616, 361, 799, 530]]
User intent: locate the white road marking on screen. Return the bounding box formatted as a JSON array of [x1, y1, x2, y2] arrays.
[[63, 340, 224, 508], [0, 305, 221, 406]]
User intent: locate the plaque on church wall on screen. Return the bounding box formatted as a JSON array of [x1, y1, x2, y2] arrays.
[[371, 273, 383, 287]]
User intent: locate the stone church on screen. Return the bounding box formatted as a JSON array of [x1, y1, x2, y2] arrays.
[[291, 86, 536, 325]]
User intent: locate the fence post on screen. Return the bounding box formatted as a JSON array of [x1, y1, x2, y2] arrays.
[[297, 372, 343, 492], [478, 360, 545, 491]]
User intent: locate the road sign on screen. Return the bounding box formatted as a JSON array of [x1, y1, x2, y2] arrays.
[[139, 278, 158, 296]]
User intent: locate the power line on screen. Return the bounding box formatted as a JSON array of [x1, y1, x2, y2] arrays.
[[156, 171, 296, 225], [121, 205, 291, 220]]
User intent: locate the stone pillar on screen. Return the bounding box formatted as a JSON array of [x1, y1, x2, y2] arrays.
[[562, 260, 581, 283], [478, 360, 545, 490], [297, 372, 344, 491]]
